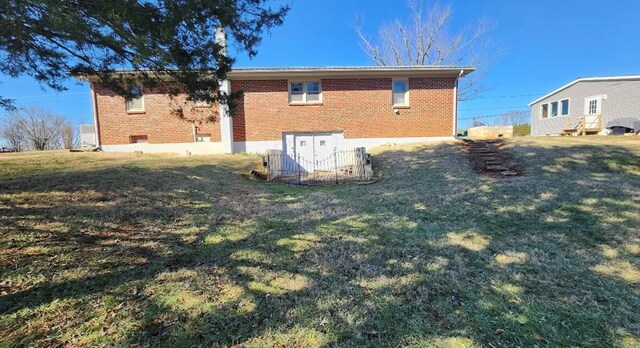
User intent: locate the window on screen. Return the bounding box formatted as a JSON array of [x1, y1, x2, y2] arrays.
[[561, 99, 569, 115], [194, 90, 212, 106], [393, 80, 409, 106], [319, 140, 326, 146], [300, 140, 307, 146], [195, 133, 211, 142], [289, 81, 322, 104], [306, 82, 321, 102], [126, 85, 145, 112], [588, 99, 598, 114], [541, 103, 549, 119], [130, 135, 148, 143], [551, 101, 559, 117]]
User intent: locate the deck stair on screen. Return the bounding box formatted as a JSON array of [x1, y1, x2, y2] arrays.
[[561, 114, 602, 136]]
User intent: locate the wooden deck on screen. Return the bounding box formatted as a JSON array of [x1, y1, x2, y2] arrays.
[[561, 114, 602, 136]]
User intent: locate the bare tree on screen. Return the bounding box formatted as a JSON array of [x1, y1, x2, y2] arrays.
[[470, 117, 486, 128], [2, 106, 68, 151], [494, 110, 529, 126], [0, 119, 24, 151], [494, 110, 531, 136], [61, 123, 78, 149], [355, 1, 498, 100]]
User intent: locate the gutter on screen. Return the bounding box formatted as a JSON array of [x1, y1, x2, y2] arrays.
[[453, 69, 463, 136]]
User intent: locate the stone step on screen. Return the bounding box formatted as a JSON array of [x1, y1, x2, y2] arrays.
[[483, 161, 503, 166], [501, 171, 519, 176], [486, 165, 509, 171]]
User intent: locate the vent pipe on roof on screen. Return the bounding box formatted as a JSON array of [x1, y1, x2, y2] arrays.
[[215, 27, 227, 56]]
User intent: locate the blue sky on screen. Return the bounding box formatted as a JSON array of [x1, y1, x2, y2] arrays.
[[1, 0, 639, 129]]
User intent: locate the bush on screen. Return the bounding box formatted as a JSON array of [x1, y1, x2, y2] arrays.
[[513, 123, 531, 136]]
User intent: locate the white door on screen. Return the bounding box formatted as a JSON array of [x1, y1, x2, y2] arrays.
[[286, 132, 343, 173], [584, 96, 602, 128], [294, 134, 315, 172], [313, 134, 337, 171]]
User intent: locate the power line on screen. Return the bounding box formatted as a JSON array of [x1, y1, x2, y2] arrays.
[[475, 93, 543, 99], [460, 105, 528, 111], [8, 92, 86, 100], [458, 111, 529, 121]]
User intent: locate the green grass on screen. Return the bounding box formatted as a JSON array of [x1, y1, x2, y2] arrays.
[[1, 136, 639, 347]]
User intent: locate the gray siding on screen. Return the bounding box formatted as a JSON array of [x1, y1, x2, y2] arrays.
[[530, 79, 640, 135]]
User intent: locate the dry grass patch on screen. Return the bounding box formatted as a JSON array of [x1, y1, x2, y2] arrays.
[[1, 137, 639, 346]]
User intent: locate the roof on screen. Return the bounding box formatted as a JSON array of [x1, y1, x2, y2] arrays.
[[228, 66, 475, 80], [529, 75, 640, 106], [77, 65, 475, 82]]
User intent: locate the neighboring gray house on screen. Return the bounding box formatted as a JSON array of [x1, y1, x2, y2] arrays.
[[529, 75, 640, 136]]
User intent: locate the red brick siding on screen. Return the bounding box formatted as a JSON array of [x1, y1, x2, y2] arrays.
[[232, 77, 455, 142], [94, 83, 221, 145], [94, 77, 455, 145]]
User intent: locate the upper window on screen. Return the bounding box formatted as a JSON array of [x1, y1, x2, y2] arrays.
[[550, 101, 559, 117], [289, 81, 322, 104], [126, 85, 144, 112], [561, 99, 569, 115], [194, 90, 212, 106], [541, 103, 549, 119], [392, 80, 409, 106]]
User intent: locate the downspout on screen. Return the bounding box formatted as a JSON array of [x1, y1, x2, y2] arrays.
[[216, 27, 234, 154], [90, 83, 101, 148], [453, 69, 464, 137]]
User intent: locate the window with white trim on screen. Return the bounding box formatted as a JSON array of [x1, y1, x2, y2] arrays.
[[126, 85, 145, 112], [194, 90, 212, 106], [541, 103, 549, 119], [551, 101, 559, 117], [392, 80, 409, 106], [560, 99, 569, 116], [289, 81, 322, 104], [195, 133, 211, 142], [588, 99, 598, 114]]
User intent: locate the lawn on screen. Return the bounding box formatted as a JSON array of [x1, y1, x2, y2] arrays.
[[1, 137, 639, 347]]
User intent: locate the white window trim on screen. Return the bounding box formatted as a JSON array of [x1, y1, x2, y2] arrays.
[[288, 80, 322, 104], [584, 95, 603, 115], [194, 89, 213, 107], [540, 98, 571, 119], [550, 101, 559, 117], [540, 103, 549, 119], [194, 98, 212, 107], [126, 85, 145, 113], [392, 79, 410, 107], [195, 133, 212, 142], [560, 98, 570, 116]]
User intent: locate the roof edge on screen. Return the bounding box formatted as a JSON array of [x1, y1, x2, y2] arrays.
[[529, 75, 640, 106], [228, 66, 474, 80], [75, 65, 476, 82]]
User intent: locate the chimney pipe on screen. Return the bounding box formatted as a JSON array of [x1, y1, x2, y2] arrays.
[[215, 27, 227, 56]]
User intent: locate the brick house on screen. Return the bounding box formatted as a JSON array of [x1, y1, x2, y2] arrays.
[[84, 66, 474, 156]]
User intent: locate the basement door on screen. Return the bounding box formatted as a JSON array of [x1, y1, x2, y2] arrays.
[[284, 132, 344, 172]]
